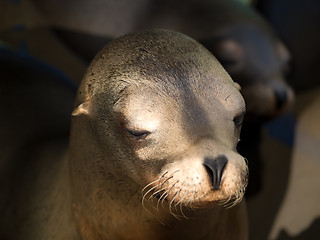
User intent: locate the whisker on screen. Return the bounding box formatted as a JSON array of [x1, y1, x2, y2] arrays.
[[158, 190, 169, 210], [160, 169, 180, 187], [175, 184, 188, 207], [158, 180, 178, 210], [169, 189, 181, 213], [187, 184, 198, 211], [141, 172, 169, 211], [142, 171, 168, 199], [153, 170, 180, 204], [168, 183, 181, 217], [173, 188, 189, 219], [179, 199, 188, 219], [142, 183, 160, 205], [141, 175, 164, 194]]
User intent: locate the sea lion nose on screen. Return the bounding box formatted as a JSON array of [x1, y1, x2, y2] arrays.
[[203, 155, 228, 190], [274, 87, 288, 109]]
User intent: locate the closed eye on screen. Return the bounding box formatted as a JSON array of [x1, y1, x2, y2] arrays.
[[127, 129, 151, 139], [233, 112, 245, 127]]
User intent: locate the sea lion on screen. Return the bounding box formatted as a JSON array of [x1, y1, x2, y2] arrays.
[[257, 0, 320, 92], [0, 47, 76, 239], [32, 0, 294, 120], [69, 29, 248, 240], [0, 29, 248, 240], [135, 0, 294, 121]]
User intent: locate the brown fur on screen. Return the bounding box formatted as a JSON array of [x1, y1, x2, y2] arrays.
[[33, 0, 294, 120], [1, 30, 248, 239], [69, 29, 248, 239], [135, 0, 294, 120]]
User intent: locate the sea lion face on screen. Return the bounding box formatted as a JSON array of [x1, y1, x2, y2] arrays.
[[115, 83, 247, 209], [75, 30, 247, 211], [201, 25, 294, 121]]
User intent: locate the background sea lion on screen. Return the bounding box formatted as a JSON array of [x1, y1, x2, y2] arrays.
[[32, 0, 293, 120], [0, 47, 76, 239], [135, 0, 294, 121], [256, 0, 320, 93], [0, 29, 249, 239]]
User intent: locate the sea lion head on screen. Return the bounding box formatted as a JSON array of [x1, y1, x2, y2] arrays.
[[71, 29, 248, 214], [201, 24, 294, 121], [135, 0, 294, 121]]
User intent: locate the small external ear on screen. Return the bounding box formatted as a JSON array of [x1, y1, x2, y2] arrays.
[[234, 82, 241, 91], [276, 41, 292, 75], [72, 102, 90, 117], [276, 41, 291, 63]]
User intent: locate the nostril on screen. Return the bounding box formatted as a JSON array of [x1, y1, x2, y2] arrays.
[[274, 88, 288, 109], [203, 155, 228, 190]]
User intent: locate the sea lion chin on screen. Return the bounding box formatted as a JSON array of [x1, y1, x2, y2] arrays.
[[69, 29, 248, 239]]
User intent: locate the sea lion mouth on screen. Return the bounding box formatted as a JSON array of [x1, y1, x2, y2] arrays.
[[141, 166, 247, 217], [141, 183, 246, 220]]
